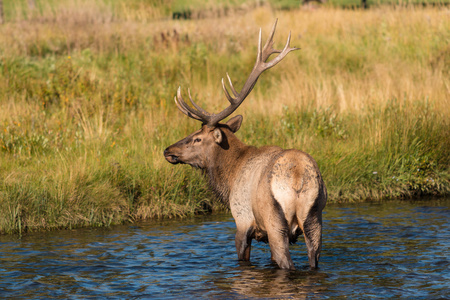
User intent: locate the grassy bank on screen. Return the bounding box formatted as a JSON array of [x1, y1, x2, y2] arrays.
[[0, 1, 449, 234]]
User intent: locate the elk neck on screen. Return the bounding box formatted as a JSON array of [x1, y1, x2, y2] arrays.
[[204, 129, 254, 204]]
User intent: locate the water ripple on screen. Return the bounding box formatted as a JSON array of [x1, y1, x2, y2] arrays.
[[0, 199, 449, 299]]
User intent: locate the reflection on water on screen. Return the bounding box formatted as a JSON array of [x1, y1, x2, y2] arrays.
[[0, 199, 449, 299], [213, 265, 330, 299]]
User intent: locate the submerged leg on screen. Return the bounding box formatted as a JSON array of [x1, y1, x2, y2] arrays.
[[262, 193, 295, 270], [235, 228, 253, 261], [303, 211, 323, 269], [266, 199, 295, 270], [267, 228, 295, 270]]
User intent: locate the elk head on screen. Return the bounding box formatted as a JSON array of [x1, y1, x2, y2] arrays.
[[163, 115, 243, 169], [164, 20, 299, 169]]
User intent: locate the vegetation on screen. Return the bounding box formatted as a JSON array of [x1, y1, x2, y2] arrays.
[[0, 0, 449, 234]]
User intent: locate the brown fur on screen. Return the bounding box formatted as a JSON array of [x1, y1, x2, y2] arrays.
[[164, 115, 327, 270]]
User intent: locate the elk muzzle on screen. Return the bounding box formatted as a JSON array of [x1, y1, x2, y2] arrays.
[[164, 147, 180, 164]]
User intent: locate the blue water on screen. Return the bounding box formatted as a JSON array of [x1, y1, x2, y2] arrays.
[[0, 199, 449, 299]]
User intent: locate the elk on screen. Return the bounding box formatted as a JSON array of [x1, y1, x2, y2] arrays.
[[164, 20, 327, 270]]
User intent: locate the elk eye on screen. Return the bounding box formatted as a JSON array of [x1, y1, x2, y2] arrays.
[[194, 138, 202, 143]]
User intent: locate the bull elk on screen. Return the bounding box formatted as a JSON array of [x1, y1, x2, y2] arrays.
[[164, 20, 327, 270]]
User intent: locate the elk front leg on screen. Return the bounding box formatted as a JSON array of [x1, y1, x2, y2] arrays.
[[235, 228, 253, 261]]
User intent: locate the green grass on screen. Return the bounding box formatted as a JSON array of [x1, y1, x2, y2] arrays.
[[2, 0, 450, 24], [276, 102, 449, 201], [0, 1, 449, 234]]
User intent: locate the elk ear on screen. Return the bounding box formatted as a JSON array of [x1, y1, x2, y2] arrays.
[[226, 115, 243, 133], [213, 128, 223, 144]]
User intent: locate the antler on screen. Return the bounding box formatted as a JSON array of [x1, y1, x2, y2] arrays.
[[175, 19, 299, 127]]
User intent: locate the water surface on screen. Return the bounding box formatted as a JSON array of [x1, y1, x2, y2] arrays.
[[1, 199, 449, 299]]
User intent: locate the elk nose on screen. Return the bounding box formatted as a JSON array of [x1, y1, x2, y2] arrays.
[[164, 148, 179, 164]]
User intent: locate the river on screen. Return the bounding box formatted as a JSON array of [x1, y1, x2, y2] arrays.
[[1, 199, 449, 299]]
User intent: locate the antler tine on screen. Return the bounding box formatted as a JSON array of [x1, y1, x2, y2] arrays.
[[222, 78, 234, 104], [261, 19, 280, 62], [174, 96, 202, 121], [188, 89, 211, 116], [177, 87, 195, 114], [176, 87, 209, 122], [226, 73, 238, 97], [262, 30, 300, 70], [221, 73, 239, 105], [256, 28, 263, 66]]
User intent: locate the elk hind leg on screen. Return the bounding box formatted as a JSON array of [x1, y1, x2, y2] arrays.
[[266, 201, 295, 270], [302, 210, 323, 269], [267, 230, 294, 270]]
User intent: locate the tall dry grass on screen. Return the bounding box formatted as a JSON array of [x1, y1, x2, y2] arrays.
[[0, 1, 449, 233]]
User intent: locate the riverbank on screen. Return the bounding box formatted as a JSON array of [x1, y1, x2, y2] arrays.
[[0, 2, 449, 234]]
